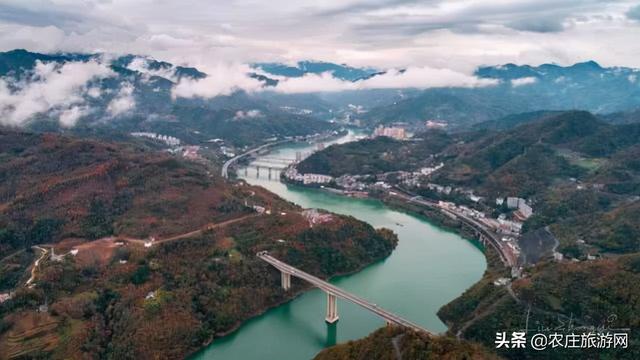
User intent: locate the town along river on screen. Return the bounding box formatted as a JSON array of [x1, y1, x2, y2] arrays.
[[194, 133, 486, 360]]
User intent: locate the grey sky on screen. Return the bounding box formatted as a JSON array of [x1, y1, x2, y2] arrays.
[[0, 0, 639, 71]]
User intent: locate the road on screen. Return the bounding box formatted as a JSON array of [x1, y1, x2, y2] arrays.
[[25, 246, 47, 287], [387, 190, 516, 267], [222, 140, 291, 178], [121, 214, 257, 245], [258, 253, 433, 335]]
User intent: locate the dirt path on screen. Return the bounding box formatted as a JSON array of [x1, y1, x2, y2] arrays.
[[456, 292, 509, 339], [457, 282, 589, 339], [0, 249, 25, 265], [25, 246, 47, 287], [121, 214, 258, 246], [391, 333, 405, 360]]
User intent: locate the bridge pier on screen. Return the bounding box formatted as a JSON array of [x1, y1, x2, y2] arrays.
[[256, 166, 260, 178], [325, 293, 339, 323], [244, 167, 248, 176], [281, 271, 291, 291]]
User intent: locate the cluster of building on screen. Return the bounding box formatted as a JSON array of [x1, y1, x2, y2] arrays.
[[425, 120, 447, 129], [335, 174, 369, 191], [301, 209, 334, 227], [438, 200, 525, 236], [131, 132, 181, 147], [283, 166, 334, 185], [419, 163, 444, 176], [425, 182, 453, 195], [372, 125, 407, 140], [497, 196, 533, 220]]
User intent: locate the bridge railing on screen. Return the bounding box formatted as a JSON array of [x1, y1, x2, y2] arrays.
[[257, 252, 432, 335]]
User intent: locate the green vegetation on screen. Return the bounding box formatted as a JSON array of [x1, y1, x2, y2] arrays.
[[0, 130, 398, 358], [297, 130, 452, 177], [440, 254, 640, 359], [314, 326, 500, 360]]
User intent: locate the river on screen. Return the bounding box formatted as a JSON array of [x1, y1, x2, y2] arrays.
[[194, 132, 486, 359]]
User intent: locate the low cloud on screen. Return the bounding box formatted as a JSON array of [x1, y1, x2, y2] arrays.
[[171, 63, 263, 99], [127, 56, 177, 81], [627, 5, 640, 21], [510, 76, 538, 87], [271, 67, 498, 93], [234, 109, 263, 119], [58, 106, 91, 127], [0, 59, 114, 127], [106, 83, 136, 117]]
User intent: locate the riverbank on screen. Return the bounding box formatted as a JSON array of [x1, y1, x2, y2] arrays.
[[223, 129, 348, 179], [277, 179, 513, 341], [192, 235, 398, 357], [195, 137, 486, 359]]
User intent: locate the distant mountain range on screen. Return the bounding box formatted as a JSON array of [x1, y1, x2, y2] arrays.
[[0, 49, 334, 147], [252, 61, 379, 82], [362, 61, 640, 128], [2, 49, 640, 144]]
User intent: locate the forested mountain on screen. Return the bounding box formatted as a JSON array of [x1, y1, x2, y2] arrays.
[[361, 62, 640, 128], [253, 61, 378, 81], [0, 129, 398, 358], [297, 110, 640, 256], [0, 50, 334, 147]]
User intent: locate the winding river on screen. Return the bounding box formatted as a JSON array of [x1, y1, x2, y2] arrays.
[[194, 132, 486, 359]]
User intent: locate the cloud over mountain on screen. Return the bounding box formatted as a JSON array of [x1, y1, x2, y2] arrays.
[[0, 59, 114, 126], [272, 67, 498, 93], [171, 63, 263, 99]]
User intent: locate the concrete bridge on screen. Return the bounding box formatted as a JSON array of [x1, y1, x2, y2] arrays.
[[257, 252, 432, 334], [221, 140, 291, 178], [242, 164, 287, 180], [255, 157, 296, 165]]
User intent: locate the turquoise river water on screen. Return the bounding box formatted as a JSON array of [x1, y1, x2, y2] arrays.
[[194, 132, 486, 359]]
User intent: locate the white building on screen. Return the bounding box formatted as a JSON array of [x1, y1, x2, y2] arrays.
[[303, 174, 333, 185], [517, 202, 533, 219], [372, 125, 406, 140], [506, 197, 523, 209]]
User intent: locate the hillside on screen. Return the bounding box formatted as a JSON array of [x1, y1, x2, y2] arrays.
[[314, 326, 500, 360], [432, 111, 640, 196], [439, 253, 640, 359], [297, 130, 452, 177], [294, 111, 640, 259], [0, 130, 399, 359]]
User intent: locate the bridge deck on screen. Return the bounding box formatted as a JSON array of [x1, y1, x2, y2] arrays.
[[258, 253, 432, 335]]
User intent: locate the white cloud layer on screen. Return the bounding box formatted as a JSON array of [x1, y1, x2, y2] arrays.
[[0, 60, 114, 126], [234, 109, 263, 119], [107, 83, 136, 117], [126, 57, 177, 81], [58, 105, 91, 127], [269, 67, 498, 94], [171, 63, 263, 99], [510, 76, 538, 87]]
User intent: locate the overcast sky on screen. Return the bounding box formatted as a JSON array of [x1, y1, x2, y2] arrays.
[[1, 0, 640, 72]]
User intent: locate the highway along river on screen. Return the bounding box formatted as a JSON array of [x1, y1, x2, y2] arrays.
[[195, 132, 486, 360]]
